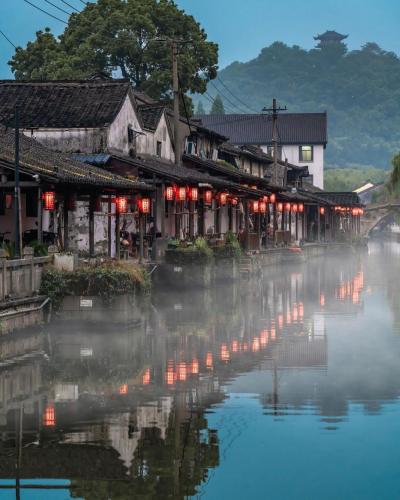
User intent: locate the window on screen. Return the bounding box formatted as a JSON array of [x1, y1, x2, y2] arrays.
[[299, 145, 313, 162], [156, 141, 162, 157]]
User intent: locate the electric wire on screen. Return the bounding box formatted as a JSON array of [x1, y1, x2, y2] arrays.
[[77, 0, 88, 5], [60, 0, 80, 12], [208, 79, 249, 114], [216, 75, 261, 113], [43, 0, 71, 16], [204, 91, 239, 114], [23, 0, 68, 24], [0, 29, 16, 49]]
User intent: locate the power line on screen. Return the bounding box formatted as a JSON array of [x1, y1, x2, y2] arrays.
[[43, 0, 71, 16], [204, 91, 238, 114], [209, 80, 249, 114], [77, 0, 88, 5], [60, 0, 80, 12], [23, 0, 68, 24], [216, 76, 261, 114], [0, 29, 16, 49]]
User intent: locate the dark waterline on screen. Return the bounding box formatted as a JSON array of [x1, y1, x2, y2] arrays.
[[1, 241, 400, 499]]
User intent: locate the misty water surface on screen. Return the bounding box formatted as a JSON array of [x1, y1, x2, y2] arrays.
[[1, 241, 400, 499]]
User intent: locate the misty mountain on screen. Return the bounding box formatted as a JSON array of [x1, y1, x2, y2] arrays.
[[199, 40, 400, 169]]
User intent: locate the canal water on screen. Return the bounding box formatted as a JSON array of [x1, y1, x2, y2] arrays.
[[1, 242, 400, 499]]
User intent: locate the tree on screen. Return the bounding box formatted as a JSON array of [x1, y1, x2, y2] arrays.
[[196, 101, 205, 114], [210, 94, 225, 114], [9, 0, 218, 102]]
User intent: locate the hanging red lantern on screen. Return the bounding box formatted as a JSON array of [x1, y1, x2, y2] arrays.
[[270, 193, 276, 204], [259, 201, 267, 213], [219, 192, 228, 205], [189, 187, 198, 201], [43, 191, 55, 211], [299, 203, 304, 213], [165, 186, 174, 201], [204, 190, 213, 205], [116, 196, 128, 214], [320, 206, 325, 215], [252, 200, 259, 213], [5, 193, 13, 209], [277, 202, 283, 212], [285, 202, 291, 212], [176, 186, 186, 201], [231, 197, 238, 206], [292, 203, 298, 213], [263, 195, 269, 203], [139, 197, 151, 214]]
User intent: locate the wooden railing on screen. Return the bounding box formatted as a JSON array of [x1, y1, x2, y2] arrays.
[[0, 247, 56, 302]]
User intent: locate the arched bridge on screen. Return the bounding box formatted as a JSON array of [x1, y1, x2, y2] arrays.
[[361, 202, 400, 236]]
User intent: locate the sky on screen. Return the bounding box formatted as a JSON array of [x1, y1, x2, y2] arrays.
[[1, 0, 400, 78]]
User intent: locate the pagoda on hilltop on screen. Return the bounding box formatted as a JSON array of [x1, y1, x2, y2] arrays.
[[314, 30, 348, 49]]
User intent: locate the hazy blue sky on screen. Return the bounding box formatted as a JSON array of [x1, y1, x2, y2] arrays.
[[1, 0, 400, 78]]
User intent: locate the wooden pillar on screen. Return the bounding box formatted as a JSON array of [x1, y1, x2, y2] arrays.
[[295, 211, 298, 241], [174, 200, 180, 239], [160, 184, 166, 238], [108, 195, 112, 258], [37, 186, 43, 245], [189, 200, 195, 239], [63, 195, 69, 252], [89, 194, 95, 257], [139, 212, 144, 263], [152, 185, 159, 260], [317, 205, 321, 242], [228, 204, 233, 231], [244, 200, 249, 251], [115, 209, 120, 259], [198, 199, 205, 236]]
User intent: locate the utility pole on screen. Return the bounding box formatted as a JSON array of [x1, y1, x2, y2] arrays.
[[172, 40, 181, 166], [263, 98, 287, 186], [14, 105, 22, 258]]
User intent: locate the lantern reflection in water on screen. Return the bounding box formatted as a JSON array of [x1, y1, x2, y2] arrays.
[[220, 344, 230, 362], [260, 330, 268, 347], [166, 360, 175, 385], [191, 359, 199, 375], [270, 327, 276, 340], [142, 368, 151, 386], [206, 352, 213, 369], [232, 340, 239, 353], [252, 337, 260, 352], [278, 314, 284, 329], [292, 305, 298, 322], [177, 362, 187, 382], [43, 406, 56, 427], [298, 302, 304, 319], [320, 293, 325, 307]]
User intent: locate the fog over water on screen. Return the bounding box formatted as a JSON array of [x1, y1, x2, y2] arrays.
[[1, 241, 400, 499]]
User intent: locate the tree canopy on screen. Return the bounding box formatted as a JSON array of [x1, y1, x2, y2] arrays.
[[210, 94, 225, 114], [207, 40, 400, 169], [9, 0, 218, 103]]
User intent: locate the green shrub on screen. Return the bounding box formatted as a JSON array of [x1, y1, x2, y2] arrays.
[[213, 231, 242, 260], [165, 237, 213, 265], [40, 262, 150, 310]]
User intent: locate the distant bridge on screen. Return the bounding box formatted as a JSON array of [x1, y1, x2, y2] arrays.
[[361, 202, 400, 236]]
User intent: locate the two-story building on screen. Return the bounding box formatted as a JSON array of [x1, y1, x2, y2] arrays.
[[195, 112, 327, 189]]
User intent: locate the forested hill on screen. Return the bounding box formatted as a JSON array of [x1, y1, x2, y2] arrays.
[[201, 41, 400, 169]]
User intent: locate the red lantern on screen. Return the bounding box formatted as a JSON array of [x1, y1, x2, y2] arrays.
[[139, 197, 151, 214], [204, 190, 213, 205], [299, 203, 304, 213], [252, 200, 259, 213], [270, 193, 276, 204], [263, 195, 269, 203], [320, 207, 325, 215], [177, 186, 186, 201], [219, 192, 228, 205], [292, 203, 298, 213], [43, 191, 55, 211], [277, 202, 283, 212], [285, 202, 291, 212], [259, 201, 267, 213], [189, 187, 198, 201], [119, 384, 128, 395], [165, 186, 174, 201], [5, 193, 13, 209], [116, 196, 128, 214], [231, 197, 238, 206], [43, 406, 56, 427]]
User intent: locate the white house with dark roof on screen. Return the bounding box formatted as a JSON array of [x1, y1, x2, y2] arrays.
[[195, 113, 327, 189]]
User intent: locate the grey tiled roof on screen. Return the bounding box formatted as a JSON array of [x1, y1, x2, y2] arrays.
[[0, 80, 132, 128], [0, 128, 150, 190], [138, 105, 165, 131], [195, 113, 328, 146]]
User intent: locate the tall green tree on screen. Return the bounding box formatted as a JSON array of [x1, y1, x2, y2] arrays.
[[196, 100, 205, 114], [9, 0, 218, 102], [210, 94, 225, 114]]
